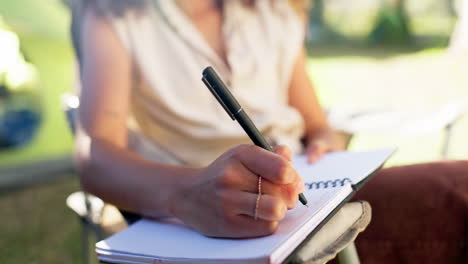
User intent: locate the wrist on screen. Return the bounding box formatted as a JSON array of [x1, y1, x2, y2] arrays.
[[166, 166, 202, 219], [137, 164, 201, 219], [305, 128, 333, 144]]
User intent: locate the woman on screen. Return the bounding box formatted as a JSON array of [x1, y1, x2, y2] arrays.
[[74, 0, 343, 238], [73, 1, 468, 262]]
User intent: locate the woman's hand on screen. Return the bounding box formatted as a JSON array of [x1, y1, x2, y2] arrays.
[[169, 145, 305, 238], [305, 130, 347, 163]]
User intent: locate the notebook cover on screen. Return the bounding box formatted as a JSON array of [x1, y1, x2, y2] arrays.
[[281, 164, 384, 264]]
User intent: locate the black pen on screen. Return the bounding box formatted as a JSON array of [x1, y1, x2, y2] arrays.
[[201, 66, 308, 207]]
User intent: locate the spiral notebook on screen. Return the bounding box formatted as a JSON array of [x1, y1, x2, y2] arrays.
[[96, 148, 395, 264]]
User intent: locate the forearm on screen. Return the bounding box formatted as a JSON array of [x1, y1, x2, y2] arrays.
[[290, 80, 345, 150], [287, 51, 331, 140], [287, 50, 348, 154], [298, 104, 331, 143], [76, 135, 198, 219]]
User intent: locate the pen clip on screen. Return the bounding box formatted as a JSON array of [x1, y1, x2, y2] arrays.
[[202, 76, 236, 120]]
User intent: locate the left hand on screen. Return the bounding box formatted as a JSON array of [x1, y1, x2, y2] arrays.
[[305, 131, 346, 163]]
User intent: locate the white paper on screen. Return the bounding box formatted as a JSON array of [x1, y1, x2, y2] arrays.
[[293, 148, 395, 184]]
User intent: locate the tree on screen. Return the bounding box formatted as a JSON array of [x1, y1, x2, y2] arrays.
[[307, 0, 342, 45], [369, 0, 413, 45]]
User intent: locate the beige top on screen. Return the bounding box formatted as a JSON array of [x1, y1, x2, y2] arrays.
[[106, 0, 306, 166]]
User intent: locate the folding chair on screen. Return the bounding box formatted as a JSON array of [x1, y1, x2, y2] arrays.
[[62, 94, 127, 264], [327, 102, 466, 159]]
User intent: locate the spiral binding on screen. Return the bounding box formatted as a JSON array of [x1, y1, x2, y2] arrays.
[[305, 178, 353, 190]]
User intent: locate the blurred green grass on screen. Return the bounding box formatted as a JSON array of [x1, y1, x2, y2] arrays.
[[0, 1, 467, 263], [0, 177, 82, 263]]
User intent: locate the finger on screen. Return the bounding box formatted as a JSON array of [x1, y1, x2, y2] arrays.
[[233, 145, 298, 184], [226, 215, 279, 238], [260, 180, 300, 209], [232, 162, 301, 204], [227, 148, 302, 208], [307, 140, 328, 163], [232, 192, 287, 222], [274, 145, 292, 161]]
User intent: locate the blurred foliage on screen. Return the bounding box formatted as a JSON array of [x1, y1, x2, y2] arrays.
[[307, 0, 345, 44], [0, 0, 69, 41], [0, 0, 74, 165], [309, 0, 457, 48], [0, 23, 42, 149], [369, 0, 413, 45]]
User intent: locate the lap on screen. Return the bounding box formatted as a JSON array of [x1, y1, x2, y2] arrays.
[[353, 161, 468, 263]]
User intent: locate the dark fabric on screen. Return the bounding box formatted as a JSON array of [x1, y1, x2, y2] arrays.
[[120, 210, 142, 225], [353, 161, 468, 264]]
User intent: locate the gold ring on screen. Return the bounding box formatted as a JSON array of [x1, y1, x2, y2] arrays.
[[254, 176, 262, 220]]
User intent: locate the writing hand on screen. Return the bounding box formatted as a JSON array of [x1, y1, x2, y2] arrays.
[[169, 145, 305, 238]]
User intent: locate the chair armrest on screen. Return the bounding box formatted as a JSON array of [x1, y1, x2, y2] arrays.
[[291, 201, 372, 264]]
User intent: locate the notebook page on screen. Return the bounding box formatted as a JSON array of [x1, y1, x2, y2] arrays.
[[293, 148, 395, 184], [97, 186, 352, 264], [269, 185, 352, 263]]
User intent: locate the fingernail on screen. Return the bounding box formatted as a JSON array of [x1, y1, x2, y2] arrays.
[[308, 155, 317, 164], [296, 179, 305, 193]]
